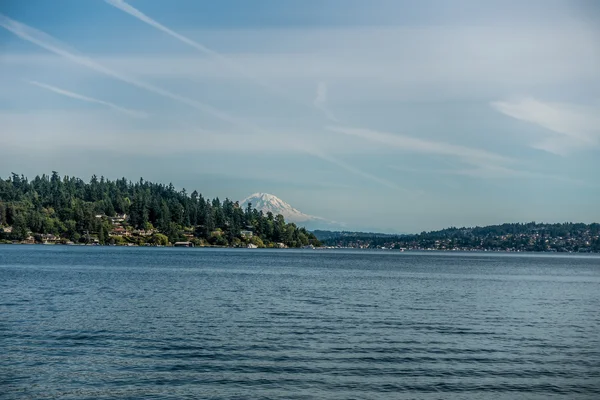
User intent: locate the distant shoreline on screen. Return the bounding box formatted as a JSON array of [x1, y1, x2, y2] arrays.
[[1, 242, 598, 255]]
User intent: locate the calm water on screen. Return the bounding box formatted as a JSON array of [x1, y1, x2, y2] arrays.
[[1, 246, 600, 399]]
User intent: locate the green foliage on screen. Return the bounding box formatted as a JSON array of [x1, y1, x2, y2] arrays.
[[150, 233, 169, 246], [190, 238, 204, 247], [11, 214, 29, 241], [0, 172, 320, 247], [110, 235, 126, 245], [249, 236, 265, 248], [319, 222, 599, 252]]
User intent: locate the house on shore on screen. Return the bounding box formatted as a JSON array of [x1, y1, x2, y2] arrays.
[[174, 241, 194, 247], [41, 234, 59, 244]]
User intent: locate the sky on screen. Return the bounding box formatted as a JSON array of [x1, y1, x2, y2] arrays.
[[1, 0, 599, 233]]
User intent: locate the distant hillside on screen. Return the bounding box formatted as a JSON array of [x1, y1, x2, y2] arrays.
[[320, 222, 600, 252], [0, 172, 321, 248], [312, 230, 402, 241]]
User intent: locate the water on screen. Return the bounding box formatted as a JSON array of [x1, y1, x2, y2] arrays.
[[1, 246, 599, 399]]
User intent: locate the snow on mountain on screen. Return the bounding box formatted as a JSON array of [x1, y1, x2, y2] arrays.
[[240, 193, 343, 230]]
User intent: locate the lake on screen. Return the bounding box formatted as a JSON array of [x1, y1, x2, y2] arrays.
[[1, 246, 599, 399]]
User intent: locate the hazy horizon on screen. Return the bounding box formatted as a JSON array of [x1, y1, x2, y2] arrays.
[[1, 0, 599, 232]]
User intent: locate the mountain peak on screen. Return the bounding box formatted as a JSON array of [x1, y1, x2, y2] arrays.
[[240, 193, 345, 231], [246, 193, 280, 203], [240, 193, 314, 222]]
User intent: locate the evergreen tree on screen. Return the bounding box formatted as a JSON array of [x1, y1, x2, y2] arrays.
[[0, 172, 321, 247]]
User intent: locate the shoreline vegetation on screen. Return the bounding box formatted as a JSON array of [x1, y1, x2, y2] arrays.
[[316, 223, 600, 253], [0, 172, 321, 249], [1, 173, 598, 253]]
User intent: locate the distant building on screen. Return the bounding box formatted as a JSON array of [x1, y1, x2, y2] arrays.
[[41, 234, 59, 244], [240, 230, 253, 238], [112, 226, 126, 236], [132, 229, 154, 237], [174, 241, 194, 247], [109, 214, 127, 224]]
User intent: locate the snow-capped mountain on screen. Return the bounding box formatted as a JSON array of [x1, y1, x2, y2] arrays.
[[240, 193, 343, 230]]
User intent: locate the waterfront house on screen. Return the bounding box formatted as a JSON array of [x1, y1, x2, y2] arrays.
[[41, 233, 59, 244], [112, 226, 126, 236], [174, 241, 194, 247]]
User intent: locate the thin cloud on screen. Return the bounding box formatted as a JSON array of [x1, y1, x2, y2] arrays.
[[104, 0, 340, 121], [389, 164, 590, 186], [0, 13, 250, 129], [0, 13, 401, 192], [329, 126, 512, 167], [492, 98, 600, 155], [104, 0, 221, 57], [313, 82, 339, 122], [104, 0, 296, 104], [26, 80, 147, 118], [301, 146, 408, 192]]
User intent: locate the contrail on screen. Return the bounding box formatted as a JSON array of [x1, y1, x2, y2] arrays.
[[0, 13, 401, 191], [0, 13, 254, 130], [26, 80, 147, 118], [104, 0, 222, 60], [105, 0, 285, 95], [314, 82, 339, 122], [104, 0, 339, 121], [328, 126, 512, 166], [299, 145, 408, 192]]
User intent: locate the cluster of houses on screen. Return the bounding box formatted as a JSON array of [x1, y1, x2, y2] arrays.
[[96, 213, 156, 238], [333, 230, 600, 253], [2, 226, 64, 245], [2, 214, 298, 248]]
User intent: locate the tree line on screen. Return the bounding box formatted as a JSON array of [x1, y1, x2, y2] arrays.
[[318, 222, 600, 252], [0, 172, 321, 247]]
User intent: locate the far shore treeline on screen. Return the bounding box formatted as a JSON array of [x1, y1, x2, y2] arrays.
[[315, 222, 600, 252], [0, 172, 321, 248]]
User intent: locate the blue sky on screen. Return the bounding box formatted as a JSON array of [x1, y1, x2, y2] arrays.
[[1, 0, 599, 232]]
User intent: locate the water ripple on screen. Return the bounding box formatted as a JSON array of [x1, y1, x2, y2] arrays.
[[1, 247, 600, 399]]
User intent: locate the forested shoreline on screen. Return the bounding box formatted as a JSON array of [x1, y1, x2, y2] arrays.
[[317, 222, 600, 252], [0, 172, 321, 248], [2, 172, 598, 252]]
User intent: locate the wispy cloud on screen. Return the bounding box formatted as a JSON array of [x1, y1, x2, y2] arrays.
[[313, 82, 338, 122], [303, 146, 405, 192], [26, 80, 147, 118], [0, 13, 401, 191], [389, 164, 590, 186], [103, 0, 223, 59], [329, 126, 512, 167], [0, 13, 249, 129], [104, 0, 351, 124], [103, 0, 303, 106], [492, 98, 600, 155]]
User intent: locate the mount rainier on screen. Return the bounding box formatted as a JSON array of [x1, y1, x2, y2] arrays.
[[240, 193, 343, 231]]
